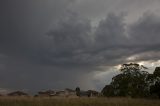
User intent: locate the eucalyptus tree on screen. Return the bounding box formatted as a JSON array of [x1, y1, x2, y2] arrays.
[[102, 63, 149, 97]]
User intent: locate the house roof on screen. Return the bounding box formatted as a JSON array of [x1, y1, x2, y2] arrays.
[[7, 91, 28, 96]]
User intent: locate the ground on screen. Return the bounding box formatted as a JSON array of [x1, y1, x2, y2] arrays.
[[0, 97, 160, 106]]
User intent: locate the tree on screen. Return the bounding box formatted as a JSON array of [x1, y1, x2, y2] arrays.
[[101, 85, 114, 97], [150, 67, 160, 98], [102, 63, 149, 97], [75, 87, 80, 97]]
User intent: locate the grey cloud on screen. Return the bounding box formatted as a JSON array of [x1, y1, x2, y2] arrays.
[[0, 0, 72, 56], [122, 12, 160, 62], [36, 13, 129, 67], [68, 0, 160, 25], [95, 13, 126, 46], [129, 12, 160, 45]]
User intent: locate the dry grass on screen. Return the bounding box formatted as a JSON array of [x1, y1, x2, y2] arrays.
[[0, 97, 160, 106]]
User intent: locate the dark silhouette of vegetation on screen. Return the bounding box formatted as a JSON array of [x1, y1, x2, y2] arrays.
[[102, 63, 160, 98], [149, 67, 160, 98], [75, 87, 80, 97]]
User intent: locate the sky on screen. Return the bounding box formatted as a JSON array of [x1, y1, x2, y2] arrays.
[[0, 0, 160, 93]]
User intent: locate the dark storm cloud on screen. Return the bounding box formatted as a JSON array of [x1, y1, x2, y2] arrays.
[[0, 0, 84, 91], [39, 13, 129, 67], [1, 0, 160, 92], [42, 12, 160, 67], [29, 11, 160, 69], [0, 0, 72, 56], [41, 12, 92, 66], [129, 12, 160, 45], [124, 12, 160, 62]]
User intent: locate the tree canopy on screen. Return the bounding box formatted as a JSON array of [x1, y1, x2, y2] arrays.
[[150, 67, 160, 98], [102, 63, 160, 98]]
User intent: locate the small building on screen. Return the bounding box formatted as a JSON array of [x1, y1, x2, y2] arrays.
[[78, 90, 100, 97], [37, 89, 77, 97], [38, 90, 56, 97], [7, 91, 28, 96], [55, 90, 66, 97], [87, 90, 100, 97], [65, 88, 76, 97], [79, 91, 90, 97]]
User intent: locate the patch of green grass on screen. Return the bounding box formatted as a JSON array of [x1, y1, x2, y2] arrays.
[[0, 97, 159, 106]]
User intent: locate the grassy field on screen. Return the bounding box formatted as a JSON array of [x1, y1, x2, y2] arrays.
[[0, 97, 160, 106]]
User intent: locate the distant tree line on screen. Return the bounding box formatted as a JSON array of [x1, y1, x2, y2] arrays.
[[102, 63, 160, 98]]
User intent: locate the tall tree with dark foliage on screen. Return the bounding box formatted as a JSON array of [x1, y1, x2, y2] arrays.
[[102, 63, 149, 97]]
